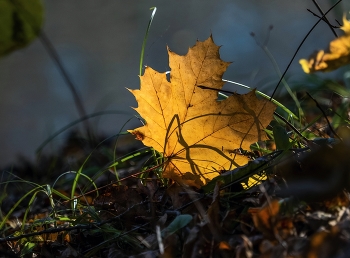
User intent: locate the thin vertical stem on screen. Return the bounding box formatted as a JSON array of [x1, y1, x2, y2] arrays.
[[39, 32, 94, 142]]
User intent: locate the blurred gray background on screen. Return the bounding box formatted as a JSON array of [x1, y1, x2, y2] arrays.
[[0, 0, 348, 166]]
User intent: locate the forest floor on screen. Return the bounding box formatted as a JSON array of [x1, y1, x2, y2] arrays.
[[1, 115, 350, 258]]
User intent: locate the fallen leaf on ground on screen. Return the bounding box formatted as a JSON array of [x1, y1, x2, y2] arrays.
[[249, 200, 281, 238], [299, 15, 350, 73], [129, 35, 276, 187]]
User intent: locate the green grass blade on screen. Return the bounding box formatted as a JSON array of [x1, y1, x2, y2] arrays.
[[272, 121, 290, 150], [261, 45, 304, 120], [36, 110, 133, 154], [109, 147, 153, 168], [0, 186, 45, 230], [21, 191, 42, 231], [70, 134, 124, 209], [139, 7, 157, 76], [111, 117, 137, 184]]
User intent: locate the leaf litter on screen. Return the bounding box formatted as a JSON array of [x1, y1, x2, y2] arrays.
[[2, 34, 350, 258]]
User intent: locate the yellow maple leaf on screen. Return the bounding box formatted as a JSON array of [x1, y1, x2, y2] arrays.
[[300, 15, 350, 73], [129, 36, 276, 187]]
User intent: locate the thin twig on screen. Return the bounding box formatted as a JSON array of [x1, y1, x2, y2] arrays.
[[273, 112, 309, 142], [270, 0, 343, 100], [311, 0, 338, 37], [307, 9, 340, 29], [306, 92, 341, 139], [0, 201, 149, 243]]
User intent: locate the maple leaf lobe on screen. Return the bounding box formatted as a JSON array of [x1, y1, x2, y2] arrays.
[[130, 130, 145, 141]]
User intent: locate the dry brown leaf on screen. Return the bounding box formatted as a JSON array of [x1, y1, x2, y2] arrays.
[[249, 200, 295, 241], [300, 15, 350, 73], [129, 35, 276, 187], [249, 200, 280, 238], [306, 226, 346, 258]]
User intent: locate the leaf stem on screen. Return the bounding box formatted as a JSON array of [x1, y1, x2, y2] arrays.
[[39, 32, 94, 142]]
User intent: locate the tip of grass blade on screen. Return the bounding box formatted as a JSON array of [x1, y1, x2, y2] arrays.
[[139, 7, 157, 76]]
